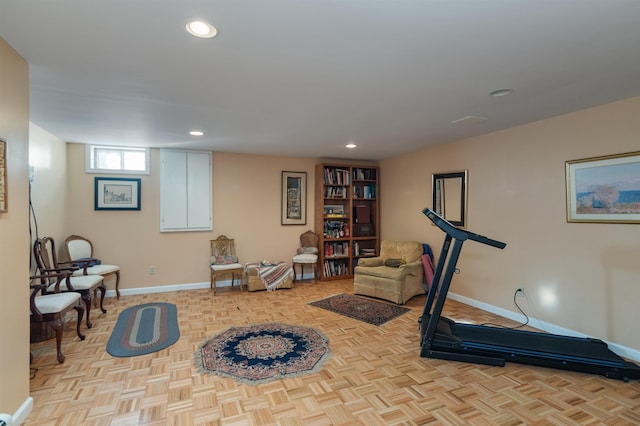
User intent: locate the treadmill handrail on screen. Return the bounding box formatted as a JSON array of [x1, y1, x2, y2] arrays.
[[422, 208, 506, 249]]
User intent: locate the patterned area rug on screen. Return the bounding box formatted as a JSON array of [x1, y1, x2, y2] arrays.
[[107, 302, 180, 357], [195, 323, 330, 385], [309, 293, 411, 326]]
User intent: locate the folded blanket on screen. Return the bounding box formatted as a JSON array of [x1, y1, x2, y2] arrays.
[[245, 262, 294, 291]]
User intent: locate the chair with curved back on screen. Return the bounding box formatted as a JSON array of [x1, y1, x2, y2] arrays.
[[34, 237, 106, 328], [64, 234, 121, 299], [210, 235, 244, 295], [30, 271, 86, 363], [292, 230, 319, 283]]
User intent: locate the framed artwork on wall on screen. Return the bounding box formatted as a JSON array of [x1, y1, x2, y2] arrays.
[[95, 177, 141, 211], [565, 151, 640, 223], [281, 171, 306, 225], [0, 139, 6, 213]]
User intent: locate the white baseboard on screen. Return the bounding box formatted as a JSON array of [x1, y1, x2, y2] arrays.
[[105, 271, 317, 298], [11, 396, 33, 425], [448, 292, 640, 363]]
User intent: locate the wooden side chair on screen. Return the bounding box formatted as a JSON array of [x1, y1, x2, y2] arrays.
[[64, 234, 121, 299], [34, 237, 106, 328], [210, 235, 244, 295], [292, 230, 319, 283], [30, 272, 86, 363]]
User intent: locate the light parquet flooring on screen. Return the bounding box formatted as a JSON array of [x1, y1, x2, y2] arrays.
[[27, 280, 640, 425]]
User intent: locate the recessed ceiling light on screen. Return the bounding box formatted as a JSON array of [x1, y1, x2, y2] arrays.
[[346, 143, 357, 149], [189, 130, 204, 136], [490, 88, 513, 97], [186, 20, 217, 38]]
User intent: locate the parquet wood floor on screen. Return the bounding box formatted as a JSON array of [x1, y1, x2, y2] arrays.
[[27, 280, 640, 425]]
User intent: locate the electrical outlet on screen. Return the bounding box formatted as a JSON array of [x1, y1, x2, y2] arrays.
[[149, 265, 156, 274]]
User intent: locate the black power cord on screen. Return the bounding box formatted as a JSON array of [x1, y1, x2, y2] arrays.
[[481, 288, 530, 329]]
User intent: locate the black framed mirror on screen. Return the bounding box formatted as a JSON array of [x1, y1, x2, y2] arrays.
[[432, 170, 468, 227]]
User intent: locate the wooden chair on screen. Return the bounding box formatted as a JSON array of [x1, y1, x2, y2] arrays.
[[64, 234, 121, 299], [34, 237, 106, 328], [210, 235, 244, 295], [292, 230, 319, 283], [30, 272, 86, 363]]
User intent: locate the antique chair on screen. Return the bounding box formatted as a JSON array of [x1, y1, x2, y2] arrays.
[[210, 235, 244, 295], [353, 240, 425, 304], [292, 230, 319, 283], [30, 272, 86, 363], [64, 234, 121, 299], [34, 237, 106, 328]]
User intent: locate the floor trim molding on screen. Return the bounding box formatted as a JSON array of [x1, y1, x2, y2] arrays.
[[12, 396, 33, 425]]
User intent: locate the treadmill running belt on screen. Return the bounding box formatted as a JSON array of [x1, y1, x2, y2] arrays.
[[450, 322, 626, 367]]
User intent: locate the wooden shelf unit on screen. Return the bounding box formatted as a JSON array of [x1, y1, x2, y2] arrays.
[[315, 163, 380, 280]]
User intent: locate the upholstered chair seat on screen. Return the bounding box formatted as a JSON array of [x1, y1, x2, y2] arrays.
[[34, 237, 106, 329], [30, 272, 86, 363], [64, 235, 121, 299], [292, 230, 319, 283], [210, 235, 244, 294]]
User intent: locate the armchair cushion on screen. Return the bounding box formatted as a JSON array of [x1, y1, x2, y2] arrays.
[[354, 240, 425, 304], [356, 257, 383, 267]]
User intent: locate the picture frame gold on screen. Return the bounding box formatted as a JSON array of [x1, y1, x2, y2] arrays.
[[281, 171, 306, 225], [565, 151, 640, 223]]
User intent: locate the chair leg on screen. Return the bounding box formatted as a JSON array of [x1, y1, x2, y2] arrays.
[[98, 284, 107, 314], [74, 305, 86, 341], [114, 271, 121, 299], [81, 292, 93, 329], [47, 318, 65, 363], [211, 271, 217, 295]]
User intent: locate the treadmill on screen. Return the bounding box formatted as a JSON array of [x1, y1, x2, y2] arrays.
[[419, 208, 640, 381]]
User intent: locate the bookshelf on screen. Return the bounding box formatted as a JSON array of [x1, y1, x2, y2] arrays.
[[315, 163, 380, 280]]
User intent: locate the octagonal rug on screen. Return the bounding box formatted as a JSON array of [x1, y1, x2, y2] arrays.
[[195, 323, 331, 385]]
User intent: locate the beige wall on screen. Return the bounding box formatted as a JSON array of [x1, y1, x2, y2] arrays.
[[0, 38, 31, 417], [65, 145, 318, 291], [29, 123, 68, 261], [380, 96, 640, 351]]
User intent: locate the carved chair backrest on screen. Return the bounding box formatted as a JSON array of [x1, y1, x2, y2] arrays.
[[210, 235, 237, 257], [34, 237, 59, 272], [299, 230, 319, 248]]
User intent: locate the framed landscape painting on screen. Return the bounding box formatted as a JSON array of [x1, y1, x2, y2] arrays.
[[565, 151, 640, 223], [95, 177, 141, 210]]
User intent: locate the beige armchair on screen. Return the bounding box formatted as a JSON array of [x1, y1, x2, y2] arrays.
[[353, 240, 425, 304]]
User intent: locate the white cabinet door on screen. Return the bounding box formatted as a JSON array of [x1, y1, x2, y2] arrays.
[[160, 149, 212, 232]]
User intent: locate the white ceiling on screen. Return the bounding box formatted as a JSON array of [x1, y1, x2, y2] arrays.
[[2, 0, 640, 161]]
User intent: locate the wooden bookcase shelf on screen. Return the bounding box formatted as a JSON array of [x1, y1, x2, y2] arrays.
[[315, 163, 380, 280]]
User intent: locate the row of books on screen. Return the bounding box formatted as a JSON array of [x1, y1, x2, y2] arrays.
[[323, 168, 350, 185], [353, 184, 376, 199], [324, 242, 349, 257], [323, 260, 349, 277], [353, 168, 377, 180], [324, 186, 348, 198]]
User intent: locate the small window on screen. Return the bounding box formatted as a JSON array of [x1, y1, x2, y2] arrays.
[[85, 145, 150, 174]]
